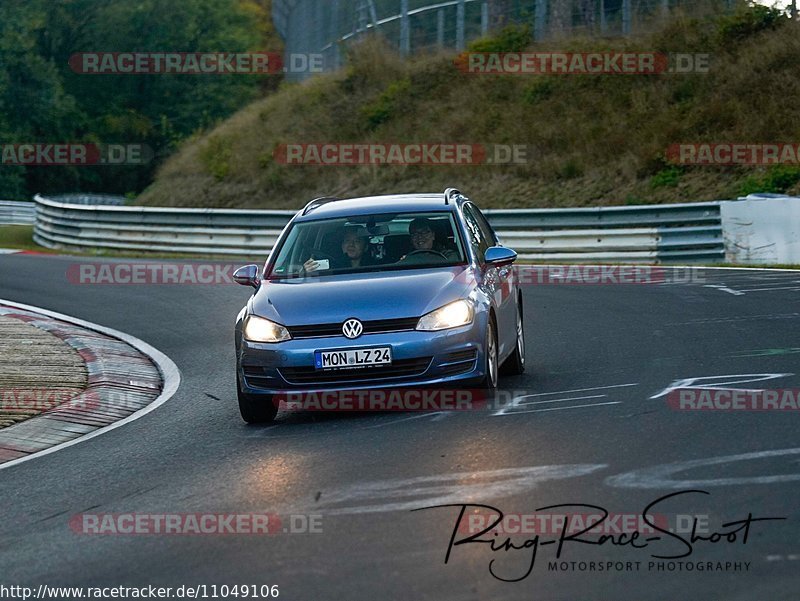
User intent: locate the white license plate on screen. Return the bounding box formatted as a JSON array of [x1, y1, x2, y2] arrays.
[[314, 347, 392, 369]]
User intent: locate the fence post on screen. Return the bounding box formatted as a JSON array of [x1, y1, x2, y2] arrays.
[[328, 0, 340, 70], [600, 0, 607, 34], [400, 0, 410, 55], [456, 0, 466, 50], [622, 0, 632, 35], [437, 9, 445, 47], [368, 0, 378, 29], [534, 0, 547, 40], [481, 2, 489, 35]]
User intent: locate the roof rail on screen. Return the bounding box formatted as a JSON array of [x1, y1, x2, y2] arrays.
[[443, 188, 462, 205], [302, 196, 340, 215]]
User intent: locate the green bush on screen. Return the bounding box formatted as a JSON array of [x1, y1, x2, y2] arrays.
[[739, 165, 800, 195], [650, 166, 682, 189], [361, 78, 411, 129], [468, 24, 532, 53], [716, 3, 785, 45], [558, 160, 584, 180], [523, 79, 556, 104], [199, 136, 233, 181]]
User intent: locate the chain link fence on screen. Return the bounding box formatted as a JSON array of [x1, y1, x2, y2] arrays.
[[273, 0, 738, 78]]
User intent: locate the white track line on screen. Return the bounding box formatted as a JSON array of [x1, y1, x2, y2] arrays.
[[517, 394, 607, 406], [363, 413, 439, 429], [0, 298, 181, 472], [737, 286, 800, 292], [494, 383, 637, 415], [703, 284, 745, 296], [497, 401, 622, 416], [515, 383, 638, 398]]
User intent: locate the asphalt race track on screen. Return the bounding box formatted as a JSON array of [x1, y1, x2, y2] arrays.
[[1, 253, 799, 600]]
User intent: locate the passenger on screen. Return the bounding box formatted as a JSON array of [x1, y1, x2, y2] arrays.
[[303, 226, 373, 273]]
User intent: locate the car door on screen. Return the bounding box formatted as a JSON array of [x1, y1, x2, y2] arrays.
[[462, 203, 517, 360]]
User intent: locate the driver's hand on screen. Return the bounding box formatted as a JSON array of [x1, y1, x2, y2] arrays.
[[303, 257, 319, 273]]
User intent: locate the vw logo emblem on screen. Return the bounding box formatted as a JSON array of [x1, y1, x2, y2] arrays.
[[342, 319, 363, 339]]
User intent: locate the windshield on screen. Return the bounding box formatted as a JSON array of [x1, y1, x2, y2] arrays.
[[267, 211, 466, 280]]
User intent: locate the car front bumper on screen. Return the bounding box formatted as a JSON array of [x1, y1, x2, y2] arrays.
[[237, 314, 488, 396]]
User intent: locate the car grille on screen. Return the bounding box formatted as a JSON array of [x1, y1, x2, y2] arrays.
[[286, 317, 419, 339], [279, 357, 432, 386]]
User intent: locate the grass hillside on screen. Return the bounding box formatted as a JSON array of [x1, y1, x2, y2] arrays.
[[138, 5, 800, 210]]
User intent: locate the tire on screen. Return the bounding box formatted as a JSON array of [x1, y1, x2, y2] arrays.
[[237, 374, 278, 424], [481, 317, 499, 390], [502, 301, 526, 376]]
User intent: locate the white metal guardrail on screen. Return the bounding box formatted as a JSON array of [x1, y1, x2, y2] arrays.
[[46, 194, 128, 206], [34, 195, 294, 257], [721, 194, 800, 264], [484, 203, 724, 263], [33, 194, 725, 263], [0, 201, 36, 226]]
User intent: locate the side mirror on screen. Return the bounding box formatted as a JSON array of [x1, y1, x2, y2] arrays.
[[484, 246, 517, 267], [233, 265, 261, 289]]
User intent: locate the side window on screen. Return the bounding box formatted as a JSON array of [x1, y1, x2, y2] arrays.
[[473, 206, 498, 247], [462, 204, 489, 262]]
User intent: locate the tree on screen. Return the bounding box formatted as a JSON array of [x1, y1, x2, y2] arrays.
[[0, 0, 281, 198], [0, 0, 83, 198]]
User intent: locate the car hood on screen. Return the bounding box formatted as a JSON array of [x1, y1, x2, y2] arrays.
[[251, 266, 473, 325]]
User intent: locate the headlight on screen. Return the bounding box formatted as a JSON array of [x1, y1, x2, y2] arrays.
[[243, 315, 291, 343], [416, 300, 474, 331]]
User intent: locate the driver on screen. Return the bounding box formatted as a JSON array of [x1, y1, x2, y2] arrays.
[[403, 217, 458, 260]]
